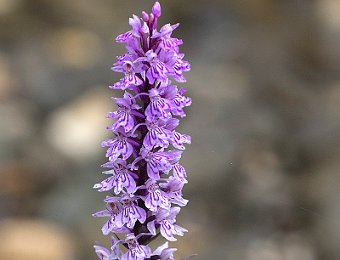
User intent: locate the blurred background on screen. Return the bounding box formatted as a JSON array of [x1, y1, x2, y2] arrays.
[[1, 0, 340, 259]]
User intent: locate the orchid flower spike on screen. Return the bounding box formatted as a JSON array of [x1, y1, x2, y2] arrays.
[[93, 2, 191, 259]]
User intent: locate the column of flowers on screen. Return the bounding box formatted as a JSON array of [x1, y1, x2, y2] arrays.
[[93, 2, 191, 259]]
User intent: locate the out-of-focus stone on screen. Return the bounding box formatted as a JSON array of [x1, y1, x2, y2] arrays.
[[0, 160, 60, 215], [0, 162, 36, 196], [240, 140, 281, 188], [246, 239, 282, 260], [238, 139, 290, 206], [0, 219, 76, 260], [0, 100, 36, 145], [0, 54, 14, 99], [229, 0, 278, 22], [246, 234, 315, 260], [45, 28, 102, 69], [282, 234, 315, 260], [317, 0, 340, 66], [325, 84, 340, 116], [317, 0, 340, 31], [190, 64, 249, 102], [0, 0, 21, 15], [307, 155, 340, 257], [45, 87, 112, 161]]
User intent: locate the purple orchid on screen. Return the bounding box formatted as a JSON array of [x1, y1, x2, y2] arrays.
[[143, 118, 175, 149], [172, 163, 188, 184], [94, 159, 137, 194], [107, 92, 143, 132], [145, 88, 172, 121], [152, 242, 177, 260], [140, 148, 182, 179], [172, 131, 191, 150], [94, 236, 121, 260], [122, 234, 152, 260], [152, 23, 182, 52], [93, 2, 192, 259], [94, 245, 114, 260], [111, 57, 144, 90], [143, 179, 170, 212], [169, 87, 192, 117], [160, 176, 188, 207], [147, 207, 187, 241], [105, 194, 147, 229], [92, 201, 130, 235], [102, 130, 138, 161]]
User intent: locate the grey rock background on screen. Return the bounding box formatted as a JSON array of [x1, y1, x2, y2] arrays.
[[1, 0, 340, 259]]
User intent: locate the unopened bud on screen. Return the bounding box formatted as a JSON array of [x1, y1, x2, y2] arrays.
[[142, 11, 149, 22], [152, 1, 161, 17]]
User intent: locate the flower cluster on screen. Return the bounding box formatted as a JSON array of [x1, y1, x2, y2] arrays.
[[93, 2, 191, 259]]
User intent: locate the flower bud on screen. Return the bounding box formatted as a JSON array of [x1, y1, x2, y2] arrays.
[[152, 1, 161, 17], [142, 11, 149, 22]]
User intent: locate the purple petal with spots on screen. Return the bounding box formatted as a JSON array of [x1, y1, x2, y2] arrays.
[[152, 242, 177, 260], [172, 131, 191, 150], [94, 244, 115, 260], [116, 31, 133, 43], [145, 88, 171, 121], [160, 219, 177, 241], [172, 163, 188, 183], [144, 180, 170, 211], [101, 134, 135, 161], [147, 220, 157, 235], [92, 209, 111, 218], [102, 217, 115, 235]]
